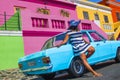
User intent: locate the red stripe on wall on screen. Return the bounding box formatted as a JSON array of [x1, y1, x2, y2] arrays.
[[23, 30, 62, 37]]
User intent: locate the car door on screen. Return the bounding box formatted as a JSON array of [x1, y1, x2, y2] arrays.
[[89, 31, 113, 62], [82, 32, 101, 65]]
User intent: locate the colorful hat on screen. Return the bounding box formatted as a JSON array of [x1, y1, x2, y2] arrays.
[[69, 20, 81, 27]]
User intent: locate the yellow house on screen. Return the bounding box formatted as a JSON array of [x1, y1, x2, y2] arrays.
[[72, 0, 115, 39]]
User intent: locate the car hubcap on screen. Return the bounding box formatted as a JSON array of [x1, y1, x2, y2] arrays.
[[73, 60, 83, 74]]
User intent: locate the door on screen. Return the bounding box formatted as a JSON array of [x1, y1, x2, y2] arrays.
[[89, 32, 112, 63], [94, 13, 100, 27], [82, 32, 101, 64]]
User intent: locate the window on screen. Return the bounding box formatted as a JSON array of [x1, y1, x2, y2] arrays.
[[14, 7, 21, 13], [116, 12, 120, 21], [89, 32, 105, 42], [104, 15, 109, 23], [94, 13, 99, 20], [82, 33, 90, 42], [31, 17, 48, 28], [41, 38, 54, 50], [83, 11, 89, 19], [51, 20, 66, 29], [41, 32, 66, 50], [82, 23, 92, 30]]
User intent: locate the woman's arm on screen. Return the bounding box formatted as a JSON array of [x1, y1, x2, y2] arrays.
[[57, 34, 69, 47]]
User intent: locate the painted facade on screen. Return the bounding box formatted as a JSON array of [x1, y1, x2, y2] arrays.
[[0, 31, 24, 70], [68, 0, 114, 38], [0, 0, 109, 70], [20, 0, 78, 55], [99, 0, 120, 22], [99, 0, 120, 40], [0, 0, 78, 55]]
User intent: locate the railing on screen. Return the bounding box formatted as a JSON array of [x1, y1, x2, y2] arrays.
[[103, 23, 112, 30], [0, 12, 21, 31]]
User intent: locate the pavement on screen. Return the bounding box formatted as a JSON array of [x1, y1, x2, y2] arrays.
[[53, 60, 120, 80], [0, 60, 120, 80]]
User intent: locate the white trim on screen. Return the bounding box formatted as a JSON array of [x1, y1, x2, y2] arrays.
[[107, 1, 120, 7], [0, 31, 22, 36], [75, 3, 111, 14], [74, 0, 111, 10], [106, 32, 115, 35]]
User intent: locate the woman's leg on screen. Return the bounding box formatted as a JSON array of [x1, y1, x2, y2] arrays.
[[86, 46, 95, 58], [80, 53, 102, 77]]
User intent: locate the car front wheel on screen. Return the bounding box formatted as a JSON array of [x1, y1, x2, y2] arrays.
[[115, 47, 120, 63], [68, 58, 85, 77]]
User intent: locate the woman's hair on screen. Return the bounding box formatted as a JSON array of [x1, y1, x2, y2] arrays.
[[68, 26, 79, 31]]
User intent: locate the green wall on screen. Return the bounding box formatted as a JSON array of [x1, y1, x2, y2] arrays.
[[0, 36, 24, 70]]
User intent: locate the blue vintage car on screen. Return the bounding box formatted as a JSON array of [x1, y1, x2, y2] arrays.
[[18, 30, 120, 80]]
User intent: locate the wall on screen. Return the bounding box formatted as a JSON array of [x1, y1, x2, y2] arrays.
[[99, 0, 120, 22], [76, 2, 114, 34], [0, 31, 24, 70], [0, 0, 77, 55], [20, 0, 78, 55]]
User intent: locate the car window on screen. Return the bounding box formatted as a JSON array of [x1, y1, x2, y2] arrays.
[[41, 38, 54, 50], [89, 32, 104, 42], [53, 33, 66, 46], [82, 33, 90, 43], [41, 32, 67, 50]]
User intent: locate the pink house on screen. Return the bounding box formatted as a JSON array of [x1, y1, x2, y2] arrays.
[[0, 0, 77, 55], [20, 0, 78, 55], [0, 0, 107, 55]]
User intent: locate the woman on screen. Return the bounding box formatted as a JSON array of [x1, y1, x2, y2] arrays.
[[57, 20, 102, 77]]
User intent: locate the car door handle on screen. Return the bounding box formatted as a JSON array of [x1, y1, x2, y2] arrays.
[[96, 43, 100, 46]]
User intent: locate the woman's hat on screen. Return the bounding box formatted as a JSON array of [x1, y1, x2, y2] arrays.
[[69, 20, 81, 27]]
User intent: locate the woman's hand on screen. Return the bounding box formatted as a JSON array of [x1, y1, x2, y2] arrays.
[[55, 44, 62, 48]]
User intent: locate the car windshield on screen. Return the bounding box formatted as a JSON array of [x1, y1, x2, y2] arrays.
[[89, 32, 105, 42]]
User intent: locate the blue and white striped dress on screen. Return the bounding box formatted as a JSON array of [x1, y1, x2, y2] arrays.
[[67, 31, 91, 54]]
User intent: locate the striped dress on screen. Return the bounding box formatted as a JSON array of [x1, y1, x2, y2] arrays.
[[67, 31, 91, 54]]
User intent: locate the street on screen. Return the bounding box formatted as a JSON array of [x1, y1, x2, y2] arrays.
[[33, 60, 120, 80]]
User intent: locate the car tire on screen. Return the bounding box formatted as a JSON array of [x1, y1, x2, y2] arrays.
[[41, 72, 56, 80], [68, 58, 85, 77], [115, 47, 120, 63]]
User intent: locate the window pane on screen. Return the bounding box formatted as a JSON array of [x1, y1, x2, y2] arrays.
[[53, 33, 66, 46], [82, 33, 90, 42], [116, 12, 120, 21], [104, 15, 109, 23], [31, 17, 48, 28], [82, 23, 92, 30], [94, 13, 99, 20], [83, 11, 89, 19], [90, 32, 103, 41], [42, 38, 53, 50], [51, 20, 66, 29]]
